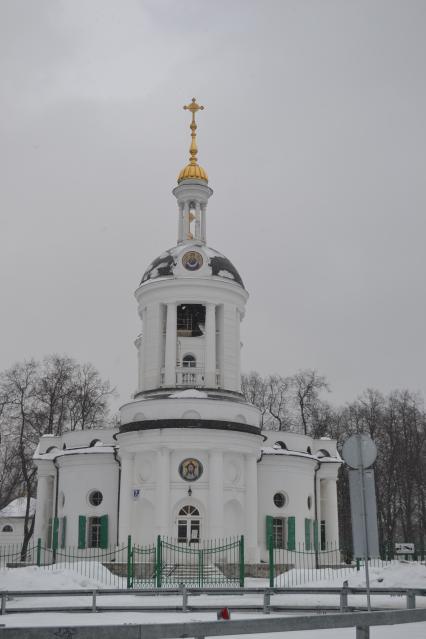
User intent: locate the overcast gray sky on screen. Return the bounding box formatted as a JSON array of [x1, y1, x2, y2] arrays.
[[1, 0, 425, 413]]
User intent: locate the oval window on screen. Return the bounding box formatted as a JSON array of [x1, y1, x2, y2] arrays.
[[307, 495, 313, 510], [88, 490, 103, 506], [273, 492, 287, 508]]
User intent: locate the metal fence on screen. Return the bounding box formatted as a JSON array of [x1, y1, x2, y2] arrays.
[[152, 536, 244, 588], [0, 536, 244, 590], [2, 537, 424, 590], [268, 538, 426, 587]]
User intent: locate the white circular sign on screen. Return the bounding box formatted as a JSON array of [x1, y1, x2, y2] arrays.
[[342, 433, 377, 469]]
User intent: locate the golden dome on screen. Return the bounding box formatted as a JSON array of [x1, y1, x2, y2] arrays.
[[177, 98, 208, 183], [178, 163, 208, 182]]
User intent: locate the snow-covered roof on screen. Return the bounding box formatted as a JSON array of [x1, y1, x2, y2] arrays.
[[34, 445, 116, 461], [0, 497, 36, 518], [169, 389, 208, 399], [141, 243, 245, 288], [261, 446, 341, 463]]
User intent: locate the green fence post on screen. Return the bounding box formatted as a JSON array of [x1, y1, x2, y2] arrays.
[[239, 535, 245, 587], [198, 548, 203, 588], [268, 534, 274, 588], [156, 535, 162, 588], [356, 558, 360, 571], [36, 538, 41, 567], [126, 535, 132, 589]]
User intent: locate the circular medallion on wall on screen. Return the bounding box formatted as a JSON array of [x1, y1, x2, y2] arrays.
[[182, 251, 203, 271], [179, 458, 203, 482]]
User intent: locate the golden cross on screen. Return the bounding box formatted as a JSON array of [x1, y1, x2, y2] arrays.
[[183, 98, 204, 165]]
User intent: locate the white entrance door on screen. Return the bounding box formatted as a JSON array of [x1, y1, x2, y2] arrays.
[[177, 505, 201, 543]]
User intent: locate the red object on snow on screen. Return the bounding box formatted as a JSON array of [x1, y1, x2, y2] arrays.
[[217, 607, 231, 620]]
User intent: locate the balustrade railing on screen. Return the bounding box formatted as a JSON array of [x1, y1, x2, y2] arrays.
[[160, 368, 221, 388]]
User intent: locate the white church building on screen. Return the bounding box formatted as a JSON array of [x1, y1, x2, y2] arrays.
[[33, 99, 341, 563]]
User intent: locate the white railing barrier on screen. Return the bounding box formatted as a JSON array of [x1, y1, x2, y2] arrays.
[[1, 608, 426, 639], [0, 585, 425, 616]]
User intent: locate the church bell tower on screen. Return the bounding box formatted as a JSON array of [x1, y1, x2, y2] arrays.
[[132, 98, 248, 397], [117, 100, 261, 561]]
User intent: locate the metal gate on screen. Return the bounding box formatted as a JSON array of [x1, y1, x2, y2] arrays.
[[132, 535, 244, 588]]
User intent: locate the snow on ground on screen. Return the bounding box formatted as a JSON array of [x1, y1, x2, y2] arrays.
[[0, 563, 125, 590], [276, 562, 426, 589], [0, 562, 424, 637]]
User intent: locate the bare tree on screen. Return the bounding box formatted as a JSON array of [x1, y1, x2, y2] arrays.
[[0, 355, 114, 555], [0, 361, 39, 556], [241, 372, 270, 427], [68, 362, 113, 430], [266, 375, 291, 431], [291, 369, 330, 435]]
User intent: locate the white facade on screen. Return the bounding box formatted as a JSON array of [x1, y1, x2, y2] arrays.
[[32, 106, 341, 563]]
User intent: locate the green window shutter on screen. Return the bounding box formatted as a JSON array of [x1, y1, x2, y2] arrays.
[[61, 516, 67, 549], [47, 517, 53, 549], [265, 515, 274, 549], [78, 515, 87, 549], [52, 517, 59, 550], [100, 514, 108, 549], [287, 516, 296, 550], [305, 518, 311, 551], [313, 520, 319, 550]]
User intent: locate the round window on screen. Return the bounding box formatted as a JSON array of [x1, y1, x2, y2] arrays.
[[307, 495, 313, 510], [89, 490, 103, 506], [273, 492, 287, 508]]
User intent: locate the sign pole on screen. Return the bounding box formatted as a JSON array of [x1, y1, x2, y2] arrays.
[[357, 436, 371, 611]]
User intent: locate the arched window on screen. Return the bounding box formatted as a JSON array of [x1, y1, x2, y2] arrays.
[[273, 441, 287, 450], [2, 525, 13, 533], [46, 446, 59, 454], [89, 439, 102, 447], [177, 505, 201, 543], [182, 354, 196, 368], [179, 505, 200, 517], [317, 449, 331, 458]]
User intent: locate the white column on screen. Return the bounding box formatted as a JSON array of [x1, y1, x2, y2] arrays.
[[322, 479, 339, 546], [164, 303, 177, 386], [135, 334, 143, 392], [245, 454, 259, 562], [204, 303, 216, 387], [143, 303, 163, 390], [33, 472, 53, 543], [183, 202, 190, 239], [201, 203, 207, 242], [208, 450, 223, 538], [178, 202, 184, 243], [156, 448, 170, 536], [195, 202, 201, 240], [118, 453, 134, 543], [235, 308, 241, 391], [222, 303, 238, 391]]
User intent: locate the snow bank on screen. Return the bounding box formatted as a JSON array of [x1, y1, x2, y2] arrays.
[[275, 562, 426, 588], [0, 562, 125, 590]]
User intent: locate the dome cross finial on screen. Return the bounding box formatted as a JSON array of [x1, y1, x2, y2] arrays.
[[183, 98, 204, 167]]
